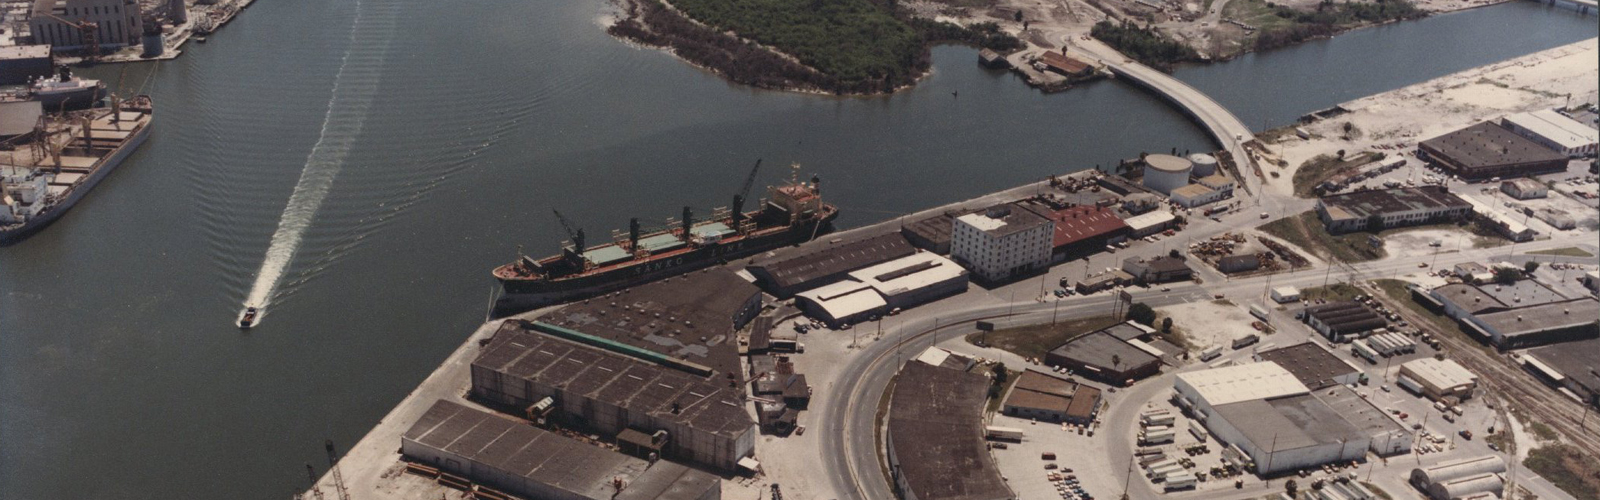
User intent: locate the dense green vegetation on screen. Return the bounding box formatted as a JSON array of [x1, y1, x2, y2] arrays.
[[624, 0, 1020, 93], [1250, 0, 1425, 51], [1089, 21, 1198, 71], [1292, 151, 1380, 198]]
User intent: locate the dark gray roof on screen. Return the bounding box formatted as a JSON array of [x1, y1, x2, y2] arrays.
[[889, 362, 1014, 500], [473, 324, 754, 439], [1256, 343, 1359, 390], [1420, 122, 1568, 170], [1125, 255, 1192, 274], [1529, 337, 1600, 397], [961, 203, 1053, 238], [1214, 394, 1366, 452], [750, 233, 915, 289], [403, 400, 720, 500], [541, 269, 757, 376], [1319, 186, 1470, 220], [1305, 302, 1386, 333], [1477, 297, 1600, 339], [1050, 330, 1160, 372]]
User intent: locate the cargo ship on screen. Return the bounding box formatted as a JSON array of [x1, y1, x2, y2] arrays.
[[29, 66, 106, 112], [493, 163, 838, 305], [1, 96, 153, 245]]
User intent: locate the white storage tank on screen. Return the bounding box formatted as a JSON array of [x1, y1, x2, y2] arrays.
[[1142, 154, 1193, 195], [1188, 153, 1219, 177]]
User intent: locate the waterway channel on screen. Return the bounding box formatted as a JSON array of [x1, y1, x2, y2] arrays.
[[0, 0, 1592, 497]]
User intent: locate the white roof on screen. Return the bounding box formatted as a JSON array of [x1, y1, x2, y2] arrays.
[[796, 280, 886, 320], [916, 347, 951, 367], [1504, 110, 1599, 149], [849, 252, 966, 298], [1176, 361, 1309, 406], [955, 212, 1006, 232], [1401, 357, 1477, 389], [1272, 286, 1300, 296], [1126, 338, 1167, 358], [1124, 210, 1176, 231], [1463, 196, 1530, 235]]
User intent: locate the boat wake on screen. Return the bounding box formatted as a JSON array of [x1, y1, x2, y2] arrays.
[[241, 0, 395, 321]]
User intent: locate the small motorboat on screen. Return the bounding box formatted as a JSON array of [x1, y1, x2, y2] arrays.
[[238, 307, 259, 329]]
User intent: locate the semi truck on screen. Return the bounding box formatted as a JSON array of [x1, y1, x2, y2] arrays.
[[1250, 304, 1270, 322], [1139, 430, 1176, 445], [984, 426, 1024, 441], [1141, 413, 1176, 426], [1232, 334, 1260, 350], [1199, 345, 1224, 362]]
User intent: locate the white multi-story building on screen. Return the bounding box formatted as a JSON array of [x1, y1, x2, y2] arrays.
[[30, 0, 144, 52], [951, 204, 1053, 282]]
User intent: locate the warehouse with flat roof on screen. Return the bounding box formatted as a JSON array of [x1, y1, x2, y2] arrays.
[[1045, 322, 1164, 384], [1017, 202, 1130, 258], [1525, 338, 1600, 406], [541, 269, 761, 376], [1417, 122, 1570, 180], [1300, 301, 1387, 342], [1315, 186, 1472, 234], [1500, 109, 1598, 157], [747, 233, 915, 297], [1397, 357, 1477, 402], [1253, 342, 1362, 390], [887, 362, 1016, 500], [401, 399, 722, 500], [1429, 281, 1600, 348], [469, 321, 756, 471], [1001, 369, 1102, 424]]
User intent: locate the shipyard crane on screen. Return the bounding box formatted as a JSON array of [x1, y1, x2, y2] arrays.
[[730, 159, 762, 231], [552, 209, 585, 262], [42, 14, 100, 62]]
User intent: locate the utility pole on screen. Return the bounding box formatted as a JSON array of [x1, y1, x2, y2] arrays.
[[1121, 452, 1135, 499]]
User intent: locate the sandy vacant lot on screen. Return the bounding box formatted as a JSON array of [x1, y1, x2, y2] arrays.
[[1261, 38, 1600, 198], [1158, 299, 1260, 350]]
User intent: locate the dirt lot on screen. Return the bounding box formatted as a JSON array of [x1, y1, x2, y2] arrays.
[[1155, 299, 1261, 350]]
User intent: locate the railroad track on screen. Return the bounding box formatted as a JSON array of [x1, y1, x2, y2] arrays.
[[1360, 282, 1600, 460]]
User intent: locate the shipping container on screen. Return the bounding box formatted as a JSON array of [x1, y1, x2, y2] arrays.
[[985, 426, 1024, 441], [1199, 346, 1224, 362], [1232, 334, 1260, 350]]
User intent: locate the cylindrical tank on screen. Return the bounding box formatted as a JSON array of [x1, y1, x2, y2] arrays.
[[142, 33, 164, 57], [1188, 153, 1219, 177], [1142, 154, 1193, 195]]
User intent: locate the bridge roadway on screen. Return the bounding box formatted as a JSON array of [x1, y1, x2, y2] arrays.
[[819, 231, 1597, 500]]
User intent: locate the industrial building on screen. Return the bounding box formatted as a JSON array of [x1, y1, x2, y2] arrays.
[[1417, 122, 1570, 180], [886, 362, 1015, 500], [902, 209, 976, 254], [1122, 255, 1192, 284], [1461, 195, 1536, 242], [1499, 109, 1598, 157], [469, 321, 756, 471], [541, 269, 761, 376], [1168, 184, 1222, 208], [1314, 186, 1472, 234], [1174, 362, 1411, 475], [1253, 343, 1362, 390], [950, 204, 1053, 283], [1000, 369, 1102, 424], [795, 252, 969, 327], [1299, 301, 1386, 343], [1410, 456, 1507, 500], [1036, 51, 1093, 77], [1124, 210, 1177, 237], [1525, 337, 1600, 405], [1045, 322, 1166, 384], [1016, 202, 1129, 259], [1217, 254, 1262, 274], [1396, 357, 1477, 402], [1122, 192, 1163, 215], [30, 0, 145, 51], [401, 400, 722, 500], [1427, 281, 1600, 348], [0, 45, 52, 85], [1499, 178, 1548, 199], [1141, 154, 1193, 195], [747, 233, 915, 297]]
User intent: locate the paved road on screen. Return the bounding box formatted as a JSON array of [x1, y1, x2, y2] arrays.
[[819, 231, 1596, 500]]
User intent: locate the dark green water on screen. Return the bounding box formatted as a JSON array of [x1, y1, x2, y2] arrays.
[[0, 0, 1592, 496]]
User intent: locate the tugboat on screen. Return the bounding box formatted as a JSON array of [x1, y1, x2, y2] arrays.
[[29, 66, 105, 111], [238, 307, 259, 329]]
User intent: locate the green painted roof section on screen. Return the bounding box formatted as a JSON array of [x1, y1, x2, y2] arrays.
[[639, 233, 685, 252], [527, 321, 712, 377], [692, 222, 734, 238]]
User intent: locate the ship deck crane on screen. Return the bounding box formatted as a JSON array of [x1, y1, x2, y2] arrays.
[[553, 209, 585, 266], [731, 159, 762, 232]]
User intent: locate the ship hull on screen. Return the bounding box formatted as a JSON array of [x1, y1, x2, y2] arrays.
[[495, 215, 834, 310], [0, 110, 151, 245]]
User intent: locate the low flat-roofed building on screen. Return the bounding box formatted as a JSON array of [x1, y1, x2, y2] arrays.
[[1526, 337, 1600, 406], [401, 399, 722, 500], [1196, 174, 1236, 193], [795, 279, 887, 328], [541, 269, 761, 377], [1174, 362, 1309, 412], [1300, 301, 1386, 342], [1037, 50, 1093, 77], [1075, 269, 1133, 294], [1122, 192, 1163, 214], [887, 362, 1016, 500], [1169, 183, 1224, 208], [469, 322, 756, 471], [951, 204, 1054, 283], [1462, 195, 1536, 242], [1398, 358, 1477, 401], [1017, 202, 1130, 258], [1047, 323, 1164, 384], [1500, 178, 1548, 199], [1122, 255, 1192, 284], [1217, 254, 1262, 274], [1124, 210, 1176, 237], [1430, 281, 1600, 347], [916, 346, 978, 371], [978, 48, 1009, 69], [1001, 369, 1102, 424], [1315, 186, 1472, 234], [1500, 109, 1599, 157], [902, 210, 975, 254], [1418, 122, 1570, 180], [748, 233, 915, 297], [849, 252, 969, 310], [1253, 342, 1362, 390], [0, 45, 52, 85]]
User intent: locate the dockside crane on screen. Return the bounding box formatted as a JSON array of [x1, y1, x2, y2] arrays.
[[730, 159, 762, 232], [43, 14, 100, 62], [553, 209, 585, 265]]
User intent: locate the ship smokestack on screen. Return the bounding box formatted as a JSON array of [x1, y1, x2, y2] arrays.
[[811, 174, 821, 194], [629, 218, 641, 249], [681, 206, 693, 237]]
